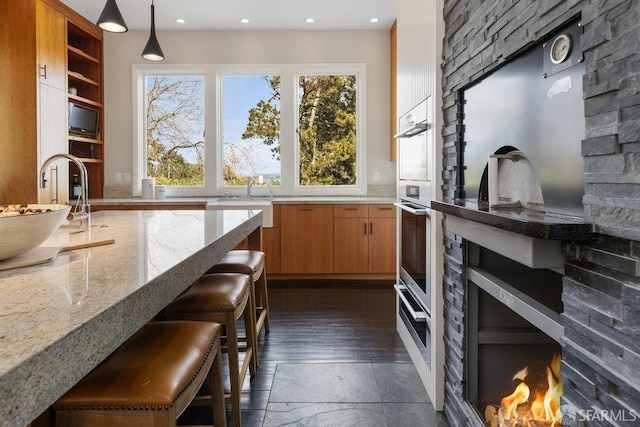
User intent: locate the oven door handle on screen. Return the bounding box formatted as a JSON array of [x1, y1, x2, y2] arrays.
[[394, 284, 429, 324], [393, 121, 429, 138], [394, 202, 430, 216]]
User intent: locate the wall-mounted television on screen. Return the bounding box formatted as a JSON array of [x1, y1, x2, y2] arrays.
[[69, 103, 99, 137]]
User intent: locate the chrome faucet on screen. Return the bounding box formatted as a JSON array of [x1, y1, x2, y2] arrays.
[[246, 176, 254, 199], [40, 154, 90, 231]]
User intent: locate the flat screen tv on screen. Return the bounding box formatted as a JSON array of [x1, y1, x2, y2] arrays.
[[69, 103, 99, 137]]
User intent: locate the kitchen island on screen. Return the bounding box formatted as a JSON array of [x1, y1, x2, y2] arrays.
[[0, 209, 262, 426]]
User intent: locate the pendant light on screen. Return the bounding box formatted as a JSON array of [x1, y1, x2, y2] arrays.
[[141, 0, 165, 61], [96, 0, 128, 33]]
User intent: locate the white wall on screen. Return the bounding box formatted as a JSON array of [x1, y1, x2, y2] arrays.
[[102, 29, 395, 192]]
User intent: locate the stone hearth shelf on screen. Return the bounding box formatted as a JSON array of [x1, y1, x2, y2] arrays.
[[431, 200, 594, 241]]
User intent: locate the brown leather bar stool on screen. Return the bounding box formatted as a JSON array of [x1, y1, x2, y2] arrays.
[[54, 321, 226, 427], [163, 273, 256, 427], [207, 250, 270, 366]]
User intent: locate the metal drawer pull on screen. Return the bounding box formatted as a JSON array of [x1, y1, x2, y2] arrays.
[[394, 284, 428, 323], [40, 65, 47, 79], [394, 202, 429, 216], [300, 208, 314, 211]]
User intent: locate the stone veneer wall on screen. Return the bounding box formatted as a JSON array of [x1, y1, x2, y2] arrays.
[[440, 1, 640, 426]]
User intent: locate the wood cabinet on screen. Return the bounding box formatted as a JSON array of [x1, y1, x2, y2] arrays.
[[66, 18, 104, 200], [39, 84, 69, 204], [333, 205, 369, 273], [37, 0, 66, 91], [0, 0, 103, 205], [390, 19, 397, 161], [333, 204, 396, 274], [263, 204, 281, 275], [273, 203, 395, 278], [280, 204, 334, 274], [1, 0, 40, 203], [367, 204, 396, 273], [37, 0, 69, 204]]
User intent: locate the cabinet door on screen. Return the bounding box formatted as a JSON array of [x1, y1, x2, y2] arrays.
[[368, 204, 396, 274], [281, 205, 333, 274], [36, 0, 66, 91], [263, 205, 281, 274], [368, 217, 396, 273], [263, 227, 281, 275], [39, 84, 69, 204], [334, 217, 368, 273]]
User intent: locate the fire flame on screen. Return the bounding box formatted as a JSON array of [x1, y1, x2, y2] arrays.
[[488, 353, 563, 427]]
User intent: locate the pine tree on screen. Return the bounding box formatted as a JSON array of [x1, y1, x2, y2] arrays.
[[243, 75, 357, 185]]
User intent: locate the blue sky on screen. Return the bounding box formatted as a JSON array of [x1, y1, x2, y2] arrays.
[[222, 75, 281, 178], [147, 74, 280, 179]]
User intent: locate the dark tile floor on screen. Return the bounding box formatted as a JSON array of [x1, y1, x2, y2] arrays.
[[179, 281, 450, 426]]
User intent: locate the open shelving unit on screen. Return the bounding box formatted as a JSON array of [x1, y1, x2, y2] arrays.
[[66, 20, 103, 199]]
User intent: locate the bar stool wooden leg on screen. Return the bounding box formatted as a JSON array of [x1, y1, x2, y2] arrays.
[[255, 265, 270, 333], [209, 330, 227, 427], [207, 250, 271, 369]]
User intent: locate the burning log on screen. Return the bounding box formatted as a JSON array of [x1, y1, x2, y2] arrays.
[[485, 405, 499, 427], [483, 354, 563, 427]]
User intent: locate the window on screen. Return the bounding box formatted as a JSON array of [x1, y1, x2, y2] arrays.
[[222, 75, 281, 187], [298, 74, 357, 186], [134, 64, 366, 197], [145, 75, 205, 187]]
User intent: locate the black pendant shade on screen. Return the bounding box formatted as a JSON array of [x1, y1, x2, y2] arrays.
[[97, 0, 128, 33], [141, 2, 165, 61]]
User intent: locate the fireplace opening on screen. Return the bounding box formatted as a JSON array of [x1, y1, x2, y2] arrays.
[[466, 243, 565, 426]]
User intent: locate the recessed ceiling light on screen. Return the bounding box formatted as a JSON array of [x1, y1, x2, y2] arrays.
[[240, 18, 250, 24], [305, 18, 315, 23], [175, 18, 186, 24], [369, 18, 379, 23]]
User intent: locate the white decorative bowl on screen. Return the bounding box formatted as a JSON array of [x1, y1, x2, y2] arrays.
[[0, 204, 71, 261]]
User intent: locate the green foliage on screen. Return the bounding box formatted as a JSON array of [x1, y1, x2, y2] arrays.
[[223, 163, 245, 186], [148, 72, 357, 188], [242, 74, 357, 186], [242, 76, 281, 160], [298, 75, 357, 185], [146, 75, 205, 186]]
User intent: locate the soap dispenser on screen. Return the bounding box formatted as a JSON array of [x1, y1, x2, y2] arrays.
[[70, 174, 82, 200]]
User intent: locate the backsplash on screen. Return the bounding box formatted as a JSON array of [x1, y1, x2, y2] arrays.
[[103, 185, 133, 198]]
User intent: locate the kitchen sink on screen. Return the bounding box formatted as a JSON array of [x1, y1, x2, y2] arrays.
[[206, 198, 273, 227]]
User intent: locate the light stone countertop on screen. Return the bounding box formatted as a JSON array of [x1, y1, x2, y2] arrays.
[[271, 196, 395, 204], [89, 196, 396, 206], [0, 209, 262, 426]]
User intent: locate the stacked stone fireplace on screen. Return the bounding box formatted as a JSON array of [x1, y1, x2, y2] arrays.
[[438, 1, 640, 426], [465, 243, 564, 426]]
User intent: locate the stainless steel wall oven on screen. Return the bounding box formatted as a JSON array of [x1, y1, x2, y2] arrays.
[[395, 202, 432, 361], [394, 97, 432, 361]]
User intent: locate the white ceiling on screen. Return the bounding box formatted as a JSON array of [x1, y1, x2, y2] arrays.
[[60, 0, 397, 31]]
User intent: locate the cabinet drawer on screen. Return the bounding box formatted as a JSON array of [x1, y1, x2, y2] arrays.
[[368, 204, 396, 218], [333, 204, 367, 218]]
